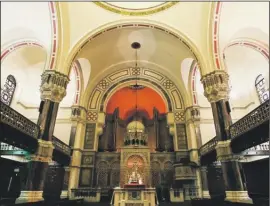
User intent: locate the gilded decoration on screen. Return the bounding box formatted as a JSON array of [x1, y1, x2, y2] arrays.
[[201, 70, 230, 103], [94, 2, 178, 16], [40, 70, 69, 103]]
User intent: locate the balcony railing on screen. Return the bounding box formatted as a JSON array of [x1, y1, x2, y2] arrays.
[[71, 188, 101, 202], [199, 136, 218, 156], [52, 136, 72, 156], [0, 101, 40, 138], [230, 101, 269, 139]]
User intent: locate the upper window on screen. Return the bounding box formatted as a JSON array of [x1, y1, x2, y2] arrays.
[[255, 74, 269, 104], [1, 75, 16, 106]]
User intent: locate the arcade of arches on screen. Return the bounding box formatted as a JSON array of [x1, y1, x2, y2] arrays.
[[0, 2, 269, 206]]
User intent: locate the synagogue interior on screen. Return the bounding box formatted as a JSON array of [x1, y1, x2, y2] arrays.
[[0, 2, 269, 206]]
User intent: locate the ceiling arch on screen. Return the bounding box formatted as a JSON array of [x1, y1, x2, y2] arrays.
[[65, 19, 207, 77]]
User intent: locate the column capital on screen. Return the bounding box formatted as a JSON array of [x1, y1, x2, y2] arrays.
[[201, 70, 230, 103], [40, 70, 70, 103], [185, 106, 200, 123], [70, 105, 87, 123]]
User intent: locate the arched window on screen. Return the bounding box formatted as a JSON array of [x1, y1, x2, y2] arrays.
[[1, 75, 16, 106], [255, 74, 269, 104]]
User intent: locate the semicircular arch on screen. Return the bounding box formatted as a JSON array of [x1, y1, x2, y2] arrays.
[[65, 19, 207, 76]]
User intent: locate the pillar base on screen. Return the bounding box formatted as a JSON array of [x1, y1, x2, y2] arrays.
[[16, 191, 43, 203], [225, 191, 252, 203], [202, 191, 210, 199], [61, 191, 68, 199]]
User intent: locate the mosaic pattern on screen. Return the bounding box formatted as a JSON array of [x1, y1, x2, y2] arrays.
[[87, 111, 98, 121], [175, 111, 185, 122]]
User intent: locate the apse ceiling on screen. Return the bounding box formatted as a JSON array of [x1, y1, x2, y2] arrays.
[[106, 86, 167, 119], [94, 2, 178, 16]]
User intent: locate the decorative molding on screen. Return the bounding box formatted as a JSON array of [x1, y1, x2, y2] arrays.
[[212, 2, 222, 70], [224, 39, 269, 62], [48, 2, 58, 70], [88, 67, 184, 112], [1, 40, 44, 63], [94, 2, 178, 16]]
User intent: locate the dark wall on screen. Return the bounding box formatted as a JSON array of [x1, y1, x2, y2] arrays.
[[242, 158, 269, 199]]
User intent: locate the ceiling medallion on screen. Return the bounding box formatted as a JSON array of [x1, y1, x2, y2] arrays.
[[94, 2, 179, 16]]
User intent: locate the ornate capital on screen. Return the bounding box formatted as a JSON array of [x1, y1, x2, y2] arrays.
[[185, 106, 200, 123], [40, 70, 69, 103], [201, 70, 230, 103], [70, 105, 87, 123]]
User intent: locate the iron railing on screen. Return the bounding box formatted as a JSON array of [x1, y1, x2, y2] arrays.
[[0, 101, 40, 138], [199, 136, 218, 156], [52, 136, 72, 156], [230, 101, 269, 139]]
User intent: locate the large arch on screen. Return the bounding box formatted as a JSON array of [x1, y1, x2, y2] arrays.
[[86, 67, 186, 124], [65, 19, 208, 76]]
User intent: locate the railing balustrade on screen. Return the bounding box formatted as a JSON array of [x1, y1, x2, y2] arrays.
[[52, 136, 72, 156], [199, 136, 218, 156], [0, 101, 40, 138], [230, 101, 269, 139]]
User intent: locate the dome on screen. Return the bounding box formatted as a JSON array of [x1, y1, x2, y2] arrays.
[[127, 121, 145, 132]]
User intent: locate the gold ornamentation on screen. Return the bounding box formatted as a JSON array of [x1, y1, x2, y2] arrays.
[[94, 2, 179, 16], [201, 70, 230, 103], [40, 70, 69, 103]]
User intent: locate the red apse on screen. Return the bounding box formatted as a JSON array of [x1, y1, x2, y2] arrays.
[[106, 87, 167, 119]]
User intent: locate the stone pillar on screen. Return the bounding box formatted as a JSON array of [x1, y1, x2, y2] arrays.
[[19, 70, 69, 203], [201, 71, 248, 202], [200, 167, 210, 198], [68, 106, 87, 194]]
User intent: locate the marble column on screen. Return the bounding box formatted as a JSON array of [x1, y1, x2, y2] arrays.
[[201, 71, 249, 202], [68, 106, 87, 194], [19, 70, 69, 203]]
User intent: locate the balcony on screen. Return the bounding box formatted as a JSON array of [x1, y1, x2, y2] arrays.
[[0, 101, 71, 165], [230, 101, 269, 153]]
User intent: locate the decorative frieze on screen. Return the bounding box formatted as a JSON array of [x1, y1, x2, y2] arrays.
[[84, 123, 96, 149], [174, 164, 196, 180], [176, 124, 188, 150], [201, 70, 230, 103], [40, 70, 69, 103]]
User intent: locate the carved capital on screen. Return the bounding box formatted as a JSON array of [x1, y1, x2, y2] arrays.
[[185, 106, 200, 123], [70, 105, 87, 123], [215, 140, 237, 161], [201, 70, 230, 103], [40, 70, 69, 103]]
